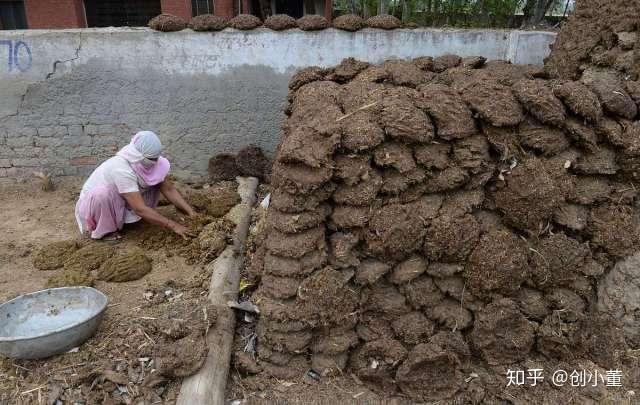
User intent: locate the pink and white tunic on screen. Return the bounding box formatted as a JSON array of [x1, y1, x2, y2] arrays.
[[75, 131, 170, 239]]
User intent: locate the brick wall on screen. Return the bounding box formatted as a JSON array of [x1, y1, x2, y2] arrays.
[[24, 0, 87, 29], [214, 0, 234, 19], [160, 0, 192, 20], [241, 0, 251, 14], [324, 0, 332, 21], [19, 0, 327, 29]]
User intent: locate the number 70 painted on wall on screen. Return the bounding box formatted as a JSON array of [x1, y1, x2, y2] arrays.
[[0, 40, 32, 72]]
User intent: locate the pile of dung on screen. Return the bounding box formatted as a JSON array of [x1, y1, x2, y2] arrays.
[[433, 53, 463, 72], [545, 0, 639, 80], [127, 206, 235, 264], [64, 243, 117, 269], [209, 145, 271, 182], [32, 240, 80, 270], [46, 243, 117, 288], [248, 26, 640, 400], [97, 249, 153, 282], [208, 153, 239, 182], [40, 242, 155, 287], [296, 15, 329, 31], [190, 14, 227, 31], [228, 14, 262, 30], [365, 14, 401, 29], [332, 14, 365, 31], [197, 217, 236, 262], [264, 14, 298, 30], [236, 144, 271, 180], [186, 181, 241, 217], [46, 268, 96, 288], [142, 300, 215, 379], [288, 67, 331, 92], [148, 14, 187, 32]]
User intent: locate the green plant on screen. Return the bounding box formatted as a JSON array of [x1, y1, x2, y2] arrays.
[[333, 0, 567, 28]]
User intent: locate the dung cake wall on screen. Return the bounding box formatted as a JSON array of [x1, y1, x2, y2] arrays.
[[545, 0, 640, 80], [249, 43, 640, 402]]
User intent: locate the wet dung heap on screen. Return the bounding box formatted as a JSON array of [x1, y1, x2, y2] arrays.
[[186, 181, 241, 217], [127, 208, 234, 264], [248, 4, 640, 399], [45, 243, 117, 288], [97, 249, 153, 282], [32, 240, 80, 270]]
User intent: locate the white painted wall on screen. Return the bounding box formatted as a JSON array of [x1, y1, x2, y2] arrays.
[[0, 27, 556, 180]]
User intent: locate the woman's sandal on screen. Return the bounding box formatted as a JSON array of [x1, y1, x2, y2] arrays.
[[102, 232, 123, 244]]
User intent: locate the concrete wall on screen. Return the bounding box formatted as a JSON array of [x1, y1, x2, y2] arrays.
[[0, 27, 556, 181]]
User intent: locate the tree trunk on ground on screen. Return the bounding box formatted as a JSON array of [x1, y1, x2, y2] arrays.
[[176, 178, 258, 405]]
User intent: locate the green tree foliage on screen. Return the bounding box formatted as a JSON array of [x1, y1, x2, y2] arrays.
[[334, 0, 567, 28]]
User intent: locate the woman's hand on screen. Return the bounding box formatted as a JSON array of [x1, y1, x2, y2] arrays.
[[160, 180, 198, 218], [121, 190, 196, 239], [171, 223, 196, 240]]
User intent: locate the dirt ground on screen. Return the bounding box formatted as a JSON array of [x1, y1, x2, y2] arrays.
[[0, 179, 212, 303], [0, 179, 83, 303], [0, 179, 404, 405], [0, 179, 219, 404], [226, 368, 397, 404]]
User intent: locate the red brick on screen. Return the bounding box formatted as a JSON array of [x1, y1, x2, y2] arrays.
[[71, 156, 98, 166], [240, 0, 250, 14], [214, 0, 235, 19], [161, 0, 192, 21], [21, 0, 330, 28], [24, 0, 86, 29], [324, 0, 333, 21]]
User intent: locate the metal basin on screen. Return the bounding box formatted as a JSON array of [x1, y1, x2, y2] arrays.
[[0, 287, 108, 359]]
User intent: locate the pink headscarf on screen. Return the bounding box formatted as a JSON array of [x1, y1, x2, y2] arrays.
[[116, 131, 170, 187]]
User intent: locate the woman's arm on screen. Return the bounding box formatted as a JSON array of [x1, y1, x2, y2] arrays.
[[159, 179, 197, 217], [121, 191, 195, 238]]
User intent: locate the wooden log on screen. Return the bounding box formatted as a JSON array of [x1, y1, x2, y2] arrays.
[[177, 176, 258, 405]]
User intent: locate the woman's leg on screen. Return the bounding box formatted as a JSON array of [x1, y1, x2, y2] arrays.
[[122, 187, 161, 224], [77, 185, 127, 239]]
